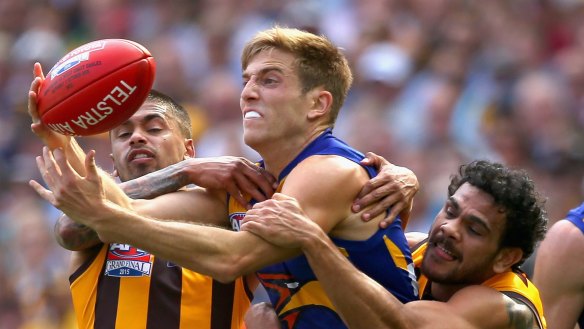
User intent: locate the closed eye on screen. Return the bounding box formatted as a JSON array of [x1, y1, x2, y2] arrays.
[[117, 132, 131, 138]]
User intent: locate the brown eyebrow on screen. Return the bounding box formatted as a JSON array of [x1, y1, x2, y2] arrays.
[[242, 66, 285, 79]]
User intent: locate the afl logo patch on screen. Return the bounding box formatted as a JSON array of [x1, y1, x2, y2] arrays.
[[230, 212, 245, 231], [105, 243, 153, 277]]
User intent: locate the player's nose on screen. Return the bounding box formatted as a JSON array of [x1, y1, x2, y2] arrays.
[[439, 220, 462, 241], [128, 129, 147, 145], [241, 77, 259, 101]]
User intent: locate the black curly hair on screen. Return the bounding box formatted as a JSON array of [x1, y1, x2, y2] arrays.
[[447, 160, 548, 270]]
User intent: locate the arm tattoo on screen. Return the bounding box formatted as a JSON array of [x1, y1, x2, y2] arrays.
[[55, 218, 101, 251], [504, 296, 537, 329], [121, 162, 191, 199]]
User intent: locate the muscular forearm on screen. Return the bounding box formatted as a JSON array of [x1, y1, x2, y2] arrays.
[[93, 201, 296, 283], [300, 231, 411, 329], [120, 160, 192, 199], [62, 137, 88, 176], [58, 164, 188, 250]]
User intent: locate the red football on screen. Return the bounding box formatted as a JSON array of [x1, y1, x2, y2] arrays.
[[37, 39, 156, 136]]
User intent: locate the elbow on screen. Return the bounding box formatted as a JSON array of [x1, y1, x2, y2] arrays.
[[54, 216, 101, 251], [54, 223, 79, 250]]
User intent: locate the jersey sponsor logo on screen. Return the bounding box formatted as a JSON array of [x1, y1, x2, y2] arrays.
[[230, 212, 245, 231], [105, 243, 153, 277]]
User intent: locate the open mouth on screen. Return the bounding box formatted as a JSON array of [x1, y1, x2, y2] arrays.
[[128, 149, 155, 162], [431, 240, 459, 261]]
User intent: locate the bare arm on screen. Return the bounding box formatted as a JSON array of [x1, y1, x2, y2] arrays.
[[122, 156, 277, 205], [55, 156, 277, 251], [534, 219, 584, 329], [55, 213, 100, 251]]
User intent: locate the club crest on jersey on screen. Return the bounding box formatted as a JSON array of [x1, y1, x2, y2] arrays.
[[105, 243, 153, 277], [230, 212, 245, 231]]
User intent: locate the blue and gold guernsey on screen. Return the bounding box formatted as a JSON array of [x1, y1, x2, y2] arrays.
[[229, 129, 418, 329], [564, 202, 584, 329]]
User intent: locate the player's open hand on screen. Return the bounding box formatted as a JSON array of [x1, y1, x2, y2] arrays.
[[353, 152, 419, 229], [29, 147, 107, 230], [28, 62, 71, 149], [185, 157, 277, 208], [241, 193, 317, 248]]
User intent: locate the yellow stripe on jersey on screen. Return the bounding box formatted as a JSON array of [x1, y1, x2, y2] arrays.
[[70, 245, 107, 329], [230, 278, 251, 328], [116, 267, 152, 328], [384, 235, 408, 271], [180, 270, 213, 329], [280, 281, 336, 315]]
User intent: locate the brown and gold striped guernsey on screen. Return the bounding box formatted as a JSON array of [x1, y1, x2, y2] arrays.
[[69, 243, 252, 329], [411, 240, 546, 329]]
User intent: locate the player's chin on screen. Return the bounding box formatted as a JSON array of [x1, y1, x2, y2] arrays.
[[126, 164, 157, 179], [242, 131, 262, 148]]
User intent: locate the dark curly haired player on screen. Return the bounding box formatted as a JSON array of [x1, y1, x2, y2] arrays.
[[241, 160, 549, 329]]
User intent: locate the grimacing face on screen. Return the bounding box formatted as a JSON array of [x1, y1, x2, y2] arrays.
[[110, 102, 193, 182], [421, 183, 508, 285], [240, 49, 314, 154]]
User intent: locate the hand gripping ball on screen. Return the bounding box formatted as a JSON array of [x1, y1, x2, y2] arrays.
[[37, 39, 156, 136]]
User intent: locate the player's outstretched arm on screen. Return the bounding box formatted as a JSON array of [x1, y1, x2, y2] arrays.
[[54, 156, 277, 250], [122, 156, 277, 207], [353, 152, 419, 228]]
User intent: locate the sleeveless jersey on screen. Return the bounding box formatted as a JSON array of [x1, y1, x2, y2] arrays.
[[69, 243, 252, 329], [228, 129, 418, 329], [564, 201, 584, 328], [411, 241, 547, 329]]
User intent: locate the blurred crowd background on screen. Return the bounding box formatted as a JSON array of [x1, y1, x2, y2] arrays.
[[0, 0, 583, 328]]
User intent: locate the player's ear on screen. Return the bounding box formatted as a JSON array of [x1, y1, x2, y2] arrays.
[[184, 139, 195, 159], [493, 247, 523, 273], [307, 88, 332, 120]]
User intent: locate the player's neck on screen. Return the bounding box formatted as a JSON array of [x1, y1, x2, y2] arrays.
[[260, 127, 328, 177], [429, 281, 469, 302]]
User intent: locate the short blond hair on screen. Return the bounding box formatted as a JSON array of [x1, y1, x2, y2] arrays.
[[241, 27, 353, 125]]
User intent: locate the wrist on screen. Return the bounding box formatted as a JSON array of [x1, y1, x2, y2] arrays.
[[182, 157, 201, 185], [300, 229, 328, 254]]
